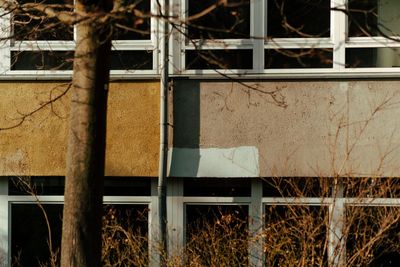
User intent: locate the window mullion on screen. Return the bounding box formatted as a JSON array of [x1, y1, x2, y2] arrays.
[[332, 0, 347, 70], [252, 0, 264, 71], [0, 8, 10, 73]]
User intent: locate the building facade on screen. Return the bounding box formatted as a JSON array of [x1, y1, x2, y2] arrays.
[[1, 0, 400, 266]]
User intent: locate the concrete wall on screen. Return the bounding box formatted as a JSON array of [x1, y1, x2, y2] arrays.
[[172, 80, 400, 177], [0, 81, 159, 176]]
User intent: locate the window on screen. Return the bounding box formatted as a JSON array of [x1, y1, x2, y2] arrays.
[[5, 0, 156, 75], [2, 0, 400, 76]]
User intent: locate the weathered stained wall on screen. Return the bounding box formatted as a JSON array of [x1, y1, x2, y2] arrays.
[[172, 80, 400, 177], [0, 81, 159, 176]]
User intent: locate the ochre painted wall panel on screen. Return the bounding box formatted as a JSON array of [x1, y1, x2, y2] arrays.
[[0, 82, 159, 176]]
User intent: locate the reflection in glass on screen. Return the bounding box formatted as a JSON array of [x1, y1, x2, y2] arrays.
[[13, 0, 73, 40], [186, 49, 252, 69], [348, 0, 400, 37], [188, 0, 250, 39], [265, 49, 333, 68], [267, 0, 330, 38], [346, 48, 400, 67], [113, 0, 151, 40], [11, 51, 74, 70]]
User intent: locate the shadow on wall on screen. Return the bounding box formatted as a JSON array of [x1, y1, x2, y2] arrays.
[[169, 80, 200, 177]]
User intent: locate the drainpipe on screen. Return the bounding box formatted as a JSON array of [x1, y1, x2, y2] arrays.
[[158, 0, 169, 264]]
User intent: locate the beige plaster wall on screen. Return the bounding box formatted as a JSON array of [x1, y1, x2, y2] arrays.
[[0, 81, 159, 176], [173, 80, 400, 177]]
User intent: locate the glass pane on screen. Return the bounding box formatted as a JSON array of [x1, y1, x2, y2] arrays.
[[102, 204, 149, 266], [184, 178, 251, 196], [348, 0, 400, 37], [11, 204, 149, 267], [267, 0, 330, 38], [346, 48, 400, 67], [265, 49, 333, 68], [263, 177, 332, 197], [188, 0, 250, 39], [9, 176, 152, 196], [185, 205, 249, 266], [11, 204, 63, 267], [13, 0, 73, 40], [113, 0, 151, 40], [343, 177, 400, 198], [111, 50, 153, 70], [186, 49, 252, 69], [264, 205, 328, 266], [11, 51, 74, 70], [346, 206, 400, 266]]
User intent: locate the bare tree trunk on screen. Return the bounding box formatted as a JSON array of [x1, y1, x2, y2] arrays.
[[61, 1, 112, 266]]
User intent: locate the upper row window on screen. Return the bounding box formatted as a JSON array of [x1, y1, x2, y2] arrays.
[[13, 0, 151, 41]]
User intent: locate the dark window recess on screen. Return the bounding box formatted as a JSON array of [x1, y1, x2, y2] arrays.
[[267, 0, 330, 38], [111, 50, 153, 70], [185, 205, 249, 266], [13, 0, 73, 40], [186, 49, 252, 69], [11, 204, 63, 267], [12, 204, 149, 267], [263, 177, 332, 197], [265, 49, 333, 68], [264, 205, 328, 266], [346, 206, 400, 266], [11, 51, 73, 70], [348, 0, 400, 37], [104, 177, 151, 196], [188, 0, 250, 39], [9, 176, 65, 195], [113, 0, 151, 40], [184, 178, 251, 197], [343, 177, 400, 198], [9, 176, 152, 196], [346, 48, 400, 68]]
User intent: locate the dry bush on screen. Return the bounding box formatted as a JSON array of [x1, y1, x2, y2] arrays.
[[183, 208, 249, 267], [101, 205, 149, 267]]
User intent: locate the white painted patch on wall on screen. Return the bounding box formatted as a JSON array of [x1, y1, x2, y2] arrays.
[[168, 146, 259, 177]]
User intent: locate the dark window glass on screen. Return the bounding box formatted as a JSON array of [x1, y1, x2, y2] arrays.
[[13, 0, 73, 40], [184, 178, 251, 197], [111, 50, 153, 70], [11, 204, 63, 267], [346, 48, 400, 68], [9, 176, 152, 196], [343, 177, 400, 198], [265, 49, 332, 68], [113, 0, 151, 40], [264, 205, 328, 266], [102, 204, 149, 266], [188, 0, 250, 39], [186, 49, 252, 69], [348, 0, 400, 37], [11, 51, 74, 70], [185, 205, 249, 266], [346, 206, 400, 266], [267, 0, 330, 38], [11, 204, 149, 267], [263, 177, 332, 197]]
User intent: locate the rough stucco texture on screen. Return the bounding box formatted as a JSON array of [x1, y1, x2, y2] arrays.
[[173, 80, 400, 177], [0, 82, 159, 176]]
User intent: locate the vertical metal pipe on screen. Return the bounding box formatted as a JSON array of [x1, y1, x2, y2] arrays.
[[158, 0, 169, 264]]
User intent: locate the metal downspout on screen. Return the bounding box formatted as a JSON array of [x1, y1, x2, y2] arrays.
[[158, 0, 169, 264]]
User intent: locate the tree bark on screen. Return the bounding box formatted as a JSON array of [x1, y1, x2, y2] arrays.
[[61, 1, 111, 266]]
